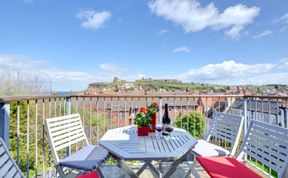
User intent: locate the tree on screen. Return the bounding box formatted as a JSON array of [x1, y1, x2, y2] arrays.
[[175, 111, 205, 139], [9, 101, 35, 175], [0, 69, 49, 96]]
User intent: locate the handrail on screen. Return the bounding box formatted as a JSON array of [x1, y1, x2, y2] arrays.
[[1, 94, 287, 103], [0, 94, 243, 102], [70, 94, 244, 98], [0, 95, 66, 102], [243, 95, 288, 100]]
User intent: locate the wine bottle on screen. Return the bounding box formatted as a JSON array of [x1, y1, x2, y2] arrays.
[[162, 104, 171, 135]]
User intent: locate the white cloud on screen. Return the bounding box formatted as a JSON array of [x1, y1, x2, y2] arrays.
[[157, 29, 169, 36], [99, 63, 127, 73], [278, 58, 288, 68], [280, 26, 288, 32], [242, 73, 288, 85], [274, 12, 288, 24], [0, 54, 46, 70], [172, 46, 191, 53], [76, 10, 111, 30], [1, 55, 287, 92], [149, 0, 260, 39], [253, 30, 272, 39], [0, 55, 143, 91], [177, 60, 286, 85], [0, 55, 96, 91]]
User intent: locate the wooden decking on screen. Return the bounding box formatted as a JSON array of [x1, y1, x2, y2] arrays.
[[99, 162, 210, 178], [65, 161, 210, 178], [99, 162, 269, 178]]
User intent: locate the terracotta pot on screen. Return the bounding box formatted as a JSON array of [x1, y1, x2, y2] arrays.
[[137, 126, 149, 136], [149, 113, 157, 132]]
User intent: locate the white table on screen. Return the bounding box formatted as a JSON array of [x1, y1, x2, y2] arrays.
[[99, 125, 197, 178]]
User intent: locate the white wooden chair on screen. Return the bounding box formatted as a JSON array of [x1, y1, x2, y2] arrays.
[[192, 112, 244, 157], [0, 138, 24, 178], [196, 120, 288, 178], [45, 113, 108, 178]]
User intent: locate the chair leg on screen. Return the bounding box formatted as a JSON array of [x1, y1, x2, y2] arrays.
[[186, 151, 194, 162], [158, 160, 163, 172], [55, 165, 66, 178], [96, 166, 105, 178], [189, 159, 207, 178]]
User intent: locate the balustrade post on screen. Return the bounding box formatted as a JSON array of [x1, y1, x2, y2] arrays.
[[243, 97, 248, 161], [0, 102, 10, 147], [280, 107, 288, 128], [286, 108, 288, 129], [66, 97, 71, 156], [66, 97, 71, 115], [158, 97, 162, 124], [243, 97, 248, 136]]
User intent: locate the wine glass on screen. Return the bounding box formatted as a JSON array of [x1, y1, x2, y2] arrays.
[[165, 126, 174, 137], [156, 124, 162, 139]]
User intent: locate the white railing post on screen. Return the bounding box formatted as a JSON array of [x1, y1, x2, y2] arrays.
[[0, 102, 10, 147], [158, 97, 162, 124], [66, 97, 71, 156], [66, 97, 71, 115], [286, 108, 288, 129], [243, 97, 248, 136], [243, 97, 248, 161]]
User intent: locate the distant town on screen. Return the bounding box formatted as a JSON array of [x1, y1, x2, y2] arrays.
[[83, 77, 288, 96]]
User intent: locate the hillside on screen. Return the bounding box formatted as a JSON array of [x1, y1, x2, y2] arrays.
[[86, 79, 288, 96], [87, 80, 228, 93]]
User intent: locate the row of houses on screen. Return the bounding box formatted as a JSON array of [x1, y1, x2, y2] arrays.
[[78, 97, 288, 128], [228, 99, 287, 128]]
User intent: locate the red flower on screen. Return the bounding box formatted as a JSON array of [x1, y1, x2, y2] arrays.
[[147, 101, 159, 114], [140, 107, 148, 113], [153, 102, 158, 108]]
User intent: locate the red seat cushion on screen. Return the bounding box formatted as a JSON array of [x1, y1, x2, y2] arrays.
[[76, 171, 99, 178], [196, 157, 262, 178]]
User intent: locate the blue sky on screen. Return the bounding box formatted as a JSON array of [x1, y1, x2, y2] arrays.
[[0, 0, 288, 91]]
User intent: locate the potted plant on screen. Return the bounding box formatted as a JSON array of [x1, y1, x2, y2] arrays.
[[147, 102, 159, 132], [135, 107, 151, 136]]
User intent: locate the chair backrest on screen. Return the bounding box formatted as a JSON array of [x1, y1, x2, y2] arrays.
[[46, 113, 89, 163], [207, 112, 244, 156], [238, 120, 288, 178], [0, 138, 24, 178]]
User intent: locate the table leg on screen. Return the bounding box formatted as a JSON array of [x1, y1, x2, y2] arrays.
[[110, 152, 194, 178], [159, 160, 162, 172], [147, 161, 161, 177], [162, 151, 191, 178], [136, 161, 151, 176], [117, 159, 139, 178], [184, 150, 194, 178]]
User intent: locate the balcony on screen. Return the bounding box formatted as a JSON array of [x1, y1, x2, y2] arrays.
[[0, 94, 287, 178]]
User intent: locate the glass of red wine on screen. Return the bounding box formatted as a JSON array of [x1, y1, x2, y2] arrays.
[[156, 124, 162, 139], [165, 126, 174, 137]]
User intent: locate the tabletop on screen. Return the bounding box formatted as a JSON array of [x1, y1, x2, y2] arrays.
[[99, 125, 197, 161]]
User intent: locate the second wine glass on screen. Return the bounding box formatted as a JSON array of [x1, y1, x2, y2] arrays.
[[156, 124, 162, 139], [165, 126, 174, 137]]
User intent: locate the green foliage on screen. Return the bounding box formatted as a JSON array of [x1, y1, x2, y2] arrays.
[[147, 101, 159, 114], [135, 81, 215, 92], [9, 101, 42, 177], [134, 112, 151, 127], [71, 104, 111, 145], [175, 111, 205, 139], [248, 156, 278, 178], [8, 100, 111, 177], [87, 80, 235, 93]]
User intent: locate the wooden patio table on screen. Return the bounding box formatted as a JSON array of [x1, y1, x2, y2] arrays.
[[99, 125, 197, 178]]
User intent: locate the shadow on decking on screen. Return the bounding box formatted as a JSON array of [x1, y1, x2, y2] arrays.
[[70, 162, 210, 178]]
